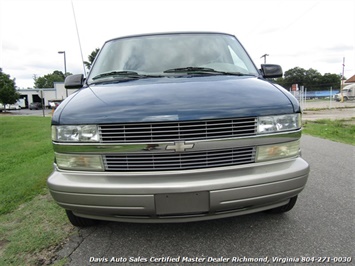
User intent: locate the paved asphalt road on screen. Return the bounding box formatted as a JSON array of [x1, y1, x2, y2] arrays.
[[55, 135, 354, 265]]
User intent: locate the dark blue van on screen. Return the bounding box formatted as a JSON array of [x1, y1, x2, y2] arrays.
[[48, 32, 309, 226]]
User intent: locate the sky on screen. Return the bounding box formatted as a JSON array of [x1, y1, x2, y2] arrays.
[[1, 0, 354, 88]]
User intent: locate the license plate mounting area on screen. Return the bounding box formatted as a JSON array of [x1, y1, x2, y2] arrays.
[[155, 192, 209, 215]]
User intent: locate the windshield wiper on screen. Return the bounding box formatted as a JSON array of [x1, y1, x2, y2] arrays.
[[92, 71, 140, 80], [163, 67, 251, 76], [92, 71, 163, 80], [163, 67, 216, 73]]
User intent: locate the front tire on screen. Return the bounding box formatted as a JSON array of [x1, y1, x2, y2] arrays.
[[66, 210, 98, 227], [266, 196, 298, 214]]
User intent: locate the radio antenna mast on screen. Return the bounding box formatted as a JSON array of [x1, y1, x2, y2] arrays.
[[71, 0, 87, 77]]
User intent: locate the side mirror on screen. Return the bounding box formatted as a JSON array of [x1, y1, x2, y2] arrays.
[[64, 74, 84, 89], [261, 64, 283, 78]]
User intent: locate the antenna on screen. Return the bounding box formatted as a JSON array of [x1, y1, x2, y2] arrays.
[[71, 0, 87, 77]]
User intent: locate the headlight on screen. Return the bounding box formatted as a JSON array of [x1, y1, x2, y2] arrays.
[[52, 125, 99, 142], [55, 153, 104, 171], [257, 114, 301, 134], [256, 140, 300, 162]]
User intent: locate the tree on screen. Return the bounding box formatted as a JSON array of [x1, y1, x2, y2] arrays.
[[282, 67, 307, 89], [319, 73, 341, 90], [276, 67, 341, 91], [33, 70, 69, 88], [304, 68, 322, 91], [84, 48, 100, 71], [0, 68, 20, 111]]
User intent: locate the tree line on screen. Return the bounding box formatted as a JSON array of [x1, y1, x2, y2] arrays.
[[275, 67, 341, 91], [0, 68, 20, 111]]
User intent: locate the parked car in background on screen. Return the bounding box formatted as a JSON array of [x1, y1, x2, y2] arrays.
[[0, 103, 21, 111], [29, 102, 42, 110]]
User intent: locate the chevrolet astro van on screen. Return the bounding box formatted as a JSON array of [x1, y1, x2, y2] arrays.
[[47, 32, 310, 226]]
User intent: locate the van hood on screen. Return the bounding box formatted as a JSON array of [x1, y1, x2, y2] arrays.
[[53, 76, 299, 124]]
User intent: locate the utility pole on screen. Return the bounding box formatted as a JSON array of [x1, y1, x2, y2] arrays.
[[340, 57, 345, 102], [260, 54, 269, 64]]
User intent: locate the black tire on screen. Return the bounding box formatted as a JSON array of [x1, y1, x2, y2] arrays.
[[65, 210, 98, 227], [266, 196, 298, 214]]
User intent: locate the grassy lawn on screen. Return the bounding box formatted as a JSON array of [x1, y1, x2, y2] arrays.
[[303, 118, 355, 145], [0, 116, 71, 265], [0, 116, 53, 214]]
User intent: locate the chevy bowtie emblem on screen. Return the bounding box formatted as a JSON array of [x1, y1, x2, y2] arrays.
[[166, 141, 194, 152]]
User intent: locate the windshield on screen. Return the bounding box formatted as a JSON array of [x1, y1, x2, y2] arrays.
[[87, 33, 259, 84]]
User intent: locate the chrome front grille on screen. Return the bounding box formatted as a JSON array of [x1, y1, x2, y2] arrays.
[[104, 147, 256, 171], [99, 117, 257, 143]]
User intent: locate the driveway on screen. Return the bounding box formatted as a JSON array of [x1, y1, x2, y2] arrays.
[[55, 135, 354, 265], [302, 101, 355, 121], [0, 108, 52, 117]]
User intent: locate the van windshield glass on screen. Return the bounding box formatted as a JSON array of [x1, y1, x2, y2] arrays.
[[88, 33, 259, 84]]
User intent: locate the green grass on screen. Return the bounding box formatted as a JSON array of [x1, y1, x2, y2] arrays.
[[0, 116, 54, 214], [303, 118, 355, 145], [0, 116, 72, 265], [0, 192, 72, 265]]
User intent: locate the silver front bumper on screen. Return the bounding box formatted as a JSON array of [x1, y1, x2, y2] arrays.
[[48, 157, 309, 223]]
